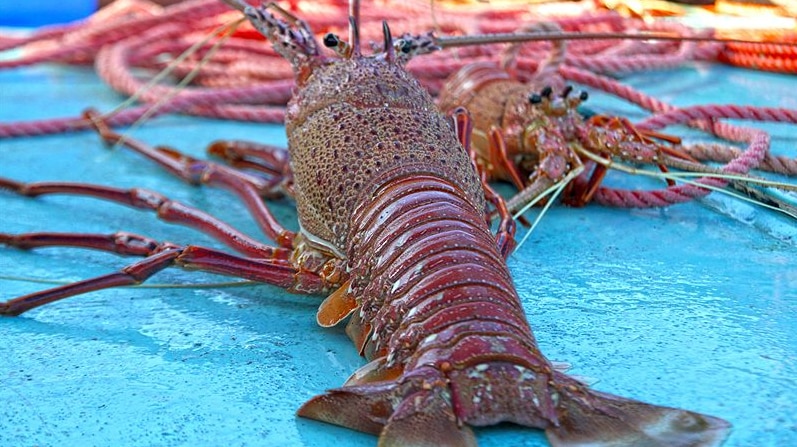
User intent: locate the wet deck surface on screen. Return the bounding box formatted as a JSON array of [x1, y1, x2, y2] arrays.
[[1, 58, 796, 446]]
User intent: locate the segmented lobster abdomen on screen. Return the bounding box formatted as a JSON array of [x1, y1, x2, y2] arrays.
[[344, 171, 560, 427]]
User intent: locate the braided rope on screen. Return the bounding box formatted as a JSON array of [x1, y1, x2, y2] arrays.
[[718, 37, 797, 74], [0, 0, 794, 214], [640, 105, 797, 129], [683, 143, 797, 176]]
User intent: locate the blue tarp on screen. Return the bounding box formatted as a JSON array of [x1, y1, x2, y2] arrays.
[[1, 53, 796, 445]]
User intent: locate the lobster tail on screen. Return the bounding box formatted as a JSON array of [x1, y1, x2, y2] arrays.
[[298, 372, 478, 447], [299, 369, 729, 447], [547, 376, 731, 447], [298, 170, 730, 446]]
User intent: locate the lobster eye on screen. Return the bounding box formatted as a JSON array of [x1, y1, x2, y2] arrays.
[[561, 85, 573, 98], [540, 86, 553, 98], [323, 33, 340, 48], [528, 93, 542, 105], [399, 39, 413, 54], [579, 91, 589, 101]]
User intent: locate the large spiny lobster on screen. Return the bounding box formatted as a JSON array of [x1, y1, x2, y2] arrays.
[[1, 1, 735, 446]]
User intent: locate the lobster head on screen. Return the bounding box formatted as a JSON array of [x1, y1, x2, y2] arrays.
[[223, 1, 480, 256], [223, 0, 439, 86]]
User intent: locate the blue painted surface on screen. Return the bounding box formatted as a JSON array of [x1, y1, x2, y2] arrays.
[[0, 1, 96, 27], [0, 60, 796, 446]]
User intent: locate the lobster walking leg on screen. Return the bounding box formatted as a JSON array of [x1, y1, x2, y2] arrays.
[[2, 231, 179, 257], [454, 108, 516, 258], [207, 140, 291, 178], [0, 244, 326, 316], [84, 110, 296, 248], [207, 140, 294, 197], [0, 177, 281, 258]]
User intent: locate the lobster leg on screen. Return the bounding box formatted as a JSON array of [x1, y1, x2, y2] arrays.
[[207, 140, 295, 199], [485, 125, 528, 192], [1, 231, 180, 257], [207, 140, 288, 176], [453, 108, 516, 258], [0, 177, 279, 258], [83, 109, 295, 248], [565, 161, 608, 207], [207, 140, 292, 179], [0, 244, 326, 316], [565, 114, 698, 206]]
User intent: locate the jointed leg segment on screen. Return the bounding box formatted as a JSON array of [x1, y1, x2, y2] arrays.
[[0, 242, 326, 316], [84, 109, 295, 248], [1, 112, 333, 316]]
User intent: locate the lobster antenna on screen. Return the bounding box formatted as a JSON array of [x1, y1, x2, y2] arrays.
[[575, 147, 797, 220], [349, 0, 361, 56], [436, 31, 796, 48], [382, 21, 395, 60], [513, 166, 583, 251], [93, 16, 244, 150]]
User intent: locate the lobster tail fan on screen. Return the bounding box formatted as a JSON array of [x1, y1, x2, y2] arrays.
[[379, 389, 477, 447], [546, 387, 731, 447], [298, 380, 476, 447], [297, 382, 397, 435]]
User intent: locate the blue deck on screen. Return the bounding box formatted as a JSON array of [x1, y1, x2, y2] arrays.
[[1, 55, 796, 445]]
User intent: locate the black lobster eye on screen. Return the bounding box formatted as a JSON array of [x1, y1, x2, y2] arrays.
[[399, 40, 413, 54], [561, 85, 573, 98], [323, 33, 339, 48], [528, 93, 542, 105], [540, 86, 553, 98], [579, 91, 589, 101]]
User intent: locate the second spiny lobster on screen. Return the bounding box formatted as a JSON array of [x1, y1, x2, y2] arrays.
[[437, 23, 797, 217]]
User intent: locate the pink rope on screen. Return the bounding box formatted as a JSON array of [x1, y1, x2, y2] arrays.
[[639, 105, 797, 129], [0, 0, 793, 178], [684, 143, 797, 176]]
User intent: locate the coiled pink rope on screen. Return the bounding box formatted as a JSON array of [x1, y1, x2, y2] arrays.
[[0, 0, 795, 210], [0, 0, 742, 138]]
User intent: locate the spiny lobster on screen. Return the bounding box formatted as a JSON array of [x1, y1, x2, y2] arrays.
[[0, 1, 735, 446], [437, 22, 797, 219]]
